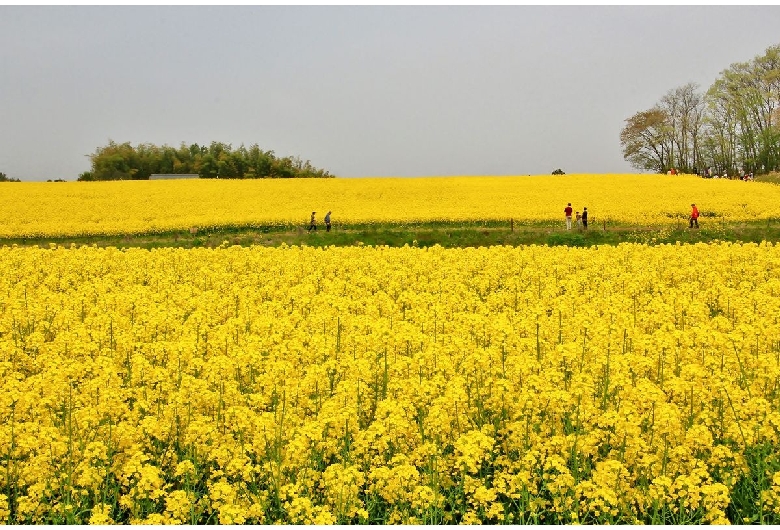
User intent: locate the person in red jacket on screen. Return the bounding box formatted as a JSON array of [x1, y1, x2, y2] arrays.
[[689, 204, 699, 229], [564, 203, 573, 230]]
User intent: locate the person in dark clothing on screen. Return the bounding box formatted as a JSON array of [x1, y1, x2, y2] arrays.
[[324, 211, 332, 232], [308, 211, 317, 231], [582, 207, 588, 229]]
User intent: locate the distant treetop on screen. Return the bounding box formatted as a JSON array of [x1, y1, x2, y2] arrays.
[[77, 141, 335, 181], [0, 172, 21, 182]]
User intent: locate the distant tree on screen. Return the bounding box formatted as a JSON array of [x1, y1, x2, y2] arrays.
[[0, 172, 21, 182], [78, 141, 334, 180], [660, 83, 706, 172], [620, 107, 672, 173], [551, 169, 565, 175], [198, 153, 220, 179], [706, 44, 780, 173], [622, 42, 780, 175], [621, 85, 710, 173], [245, 144, 274, 178], [702, 77, 740, 173], [80, 141, 139, 181]]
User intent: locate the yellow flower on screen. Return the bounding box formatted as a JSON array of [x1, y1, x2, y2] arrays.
[[0, 495, 10, 523], [2, 240, 780, 524], [87, 503, 114, 525], [3, 175, 780, 238]]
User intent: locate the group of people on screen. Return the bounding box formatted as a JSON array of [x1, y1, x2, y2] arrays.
[[309, 204, 700, 234], [307, 211, 332, 232], [563, 203, 588, 230], [701, 167, 754, 180], [563, 202, 701, 230]]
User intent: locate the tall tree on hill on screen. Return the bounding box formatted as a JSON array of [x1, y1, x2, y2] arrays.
[[621, 83, 705, 173], [703, 77, 740, 173], [620, 107, 672, 172], [661, 83, 705, 172], [707, 54, 776, 172], [622, 42, 780, 174]]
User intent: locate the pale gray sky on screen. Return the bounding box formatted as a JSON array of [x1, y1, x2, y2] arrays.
[[1, 6, 779, 181]]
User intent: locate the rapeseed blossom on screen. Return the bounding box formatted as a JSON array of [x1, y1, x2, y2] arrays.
[[1, 174, 779, 237], [1, 242, 780, 523]]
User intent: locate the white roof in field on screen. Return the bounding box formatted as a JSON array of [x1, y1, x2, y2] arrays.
[[149, 174, 199, 180]]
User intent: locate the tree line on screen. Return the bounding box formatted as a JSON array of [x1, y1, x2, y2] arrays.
[[77, 141, 334, 181], [0, 172, 21, 182], [621, 43, 780, 176]]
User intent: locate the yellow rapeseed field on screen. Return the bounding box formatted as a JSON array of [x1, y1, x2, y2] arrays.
[[1, 174, 779, 238], [2, 242, 780, 524]]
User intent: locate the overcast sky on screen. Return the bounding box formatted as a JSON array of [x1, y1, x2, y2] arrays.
[[1, 5, 779, 181]]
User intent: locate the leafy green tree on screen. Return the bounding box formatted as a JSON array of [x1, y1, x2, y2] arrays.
[[135, 143, 162, 179], [198, 153, 219, 179], [709, 57, 771, 172], [551, 169, 565, 175], [623, 42, 780, 175], [78, 140, 334, 180], [81, 141, 139, 180], [705, 44, 779, 173], [246, 144, 274, 178]]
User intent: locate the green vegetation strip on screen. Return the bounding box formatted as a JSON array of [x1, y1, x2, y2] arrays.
[[4, 219, 780, 250]]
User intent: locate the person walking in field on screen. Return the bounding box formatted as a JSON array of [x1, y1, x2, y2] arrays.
[[576, 211, 582, 229], [308, 211, 317, 232], [324, 211, 332, 232], [564, 203, 573, 230], [689, 204, 699, 229], [582, 207, 588, 230]]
